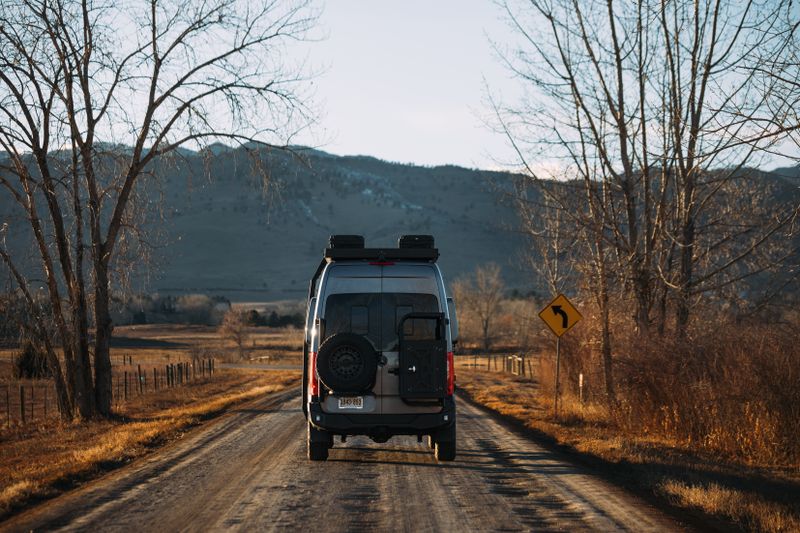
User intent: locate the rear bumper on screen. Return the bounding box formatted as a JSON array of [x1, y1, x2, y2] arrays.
[[308, 397, 456, 436]]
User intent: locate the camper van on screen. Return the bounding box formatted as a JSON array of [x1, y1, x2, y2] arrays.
[[302, 235, 458, 461]]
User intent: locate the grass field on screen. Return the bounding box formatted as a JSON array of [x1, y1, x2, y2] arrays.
[[0, 324, 302, 519]]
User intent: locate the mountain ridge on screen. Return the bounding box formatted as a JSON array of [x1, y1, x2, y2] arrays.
[[1, 146, 798, 302]]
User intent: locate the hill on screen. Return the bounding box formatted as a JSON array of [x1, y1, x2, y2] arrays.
[[122, 146, 529, 300], [2, 146, 797, 303]]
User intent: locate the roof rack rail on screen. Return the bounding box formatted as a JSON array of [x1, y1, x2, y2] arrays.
[[324, 247, 439, 262]]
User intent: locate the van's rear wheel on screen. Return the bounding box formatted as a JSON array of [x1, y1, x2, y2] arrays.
[[307, 423, 331, 461], [308, 442, 329, 461], [435, 440, 455, 461], [434, 420, 456, 461]]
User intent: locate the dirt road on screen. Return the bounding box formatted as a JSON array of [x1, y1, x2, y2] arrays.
[[3, 390, 687, 532]]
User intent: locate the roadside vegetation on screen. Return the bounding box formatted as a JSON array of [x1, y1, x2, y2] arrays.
[[0, 324, 302, 520], [453, 276, 800, 532], [470, 1, 800, 530]]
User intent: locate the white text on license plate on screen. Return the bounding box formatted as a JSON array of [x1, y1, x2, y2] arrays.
[[338, 396, 364, 409]]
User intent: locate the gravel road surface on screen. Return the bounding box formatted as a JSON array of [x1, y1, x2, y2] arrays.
[[3, 390, 688, 532]]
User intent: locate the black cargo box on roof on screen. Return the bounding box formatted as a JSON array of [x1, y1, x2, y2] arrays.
[[398, 234, 434, 249], [325, 247, 439, 262], [328, 234, 365, 249]]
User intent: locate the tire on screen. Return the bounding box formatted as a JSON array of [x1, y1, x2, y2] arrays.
[[307, 423, 331, 461], [308, 442, 329, 461], [316, 333, 377, 394], [435, 440, 456, 462], [434, 420, 456, 462]]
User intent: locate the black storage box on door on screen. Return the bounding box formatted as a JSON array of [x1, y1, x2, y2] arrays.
[[397, 312, 447, 399]]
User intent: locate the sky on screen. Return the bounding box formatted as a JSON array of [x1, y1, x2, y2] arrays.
[[291, 0, 798, 172], [292, 1, 521, 170]]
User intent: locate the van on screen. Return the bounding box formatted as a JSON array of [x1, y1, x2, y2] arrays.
[[302, 235, 458, 461]]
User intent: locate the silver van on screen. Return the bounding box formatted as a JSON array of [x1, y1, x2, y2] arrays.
[[302, 235, 458, 461]]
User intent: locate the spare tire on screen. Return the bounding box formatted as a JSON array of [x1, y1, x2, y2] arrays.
[[316, 333, 377, 393]]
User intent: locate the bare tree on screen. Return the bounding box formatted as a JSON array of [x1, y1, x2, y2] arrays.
[[514, 183, 578, 296], [452, 263, 506, 353], [0, 0, 317, 419], [492, 0, 800, 337], [220, 309, 249, 361]]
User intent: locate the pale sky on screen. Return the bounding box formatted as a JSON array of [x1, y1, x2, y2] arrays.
[[290, 0, 797, 172], [293, 0, 521, 169]]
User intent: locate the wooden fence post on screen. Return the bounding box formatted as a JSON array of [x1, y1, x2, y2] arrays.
[[124, 371, 128, 400], [30, 386, 35, 421], [137, 365, 143, 395], [19, 385, 25, 424]]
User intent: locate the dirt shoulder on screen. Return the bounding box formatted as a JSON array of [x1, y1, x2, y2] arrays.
[[456, 370, 800, 533], [0, 368, 300, 521]]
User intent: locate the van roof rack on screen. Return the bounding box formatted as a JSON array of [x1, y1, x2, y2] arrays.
[[324, 247, 439, 262]]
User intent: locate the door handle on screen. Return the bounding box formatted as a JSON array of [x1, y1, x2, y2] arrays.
[[408, 365, 417, 373]]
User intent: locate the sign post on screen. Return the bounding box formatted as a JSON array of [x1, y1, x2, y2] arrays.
[[538, 294, 582, 417]]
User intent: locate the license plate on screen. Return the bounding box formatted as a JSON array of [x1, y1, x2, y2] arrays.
[[338, 396, 364, 409]]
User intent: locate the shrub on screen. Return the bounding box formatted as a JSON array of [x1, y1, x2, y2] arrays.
[[610, 324, 800, 464], [13, 341, 52, 379]]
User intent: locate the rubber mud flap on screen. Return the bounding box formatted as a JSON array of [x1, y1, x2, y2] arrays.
[[316, 333, 377, 393]]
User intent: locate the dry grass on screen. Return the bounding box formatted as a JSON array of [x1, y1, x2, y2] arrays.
[[0, 368, 299, 519], [109, 324, 303, 365], [0, 323, 302, 519], [660, 480, 800, 532], [457, 369, 800, 532]]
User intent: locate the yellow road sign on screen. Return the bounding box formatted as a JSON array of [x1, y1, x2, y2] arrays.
[[538, 294, 582, 337]]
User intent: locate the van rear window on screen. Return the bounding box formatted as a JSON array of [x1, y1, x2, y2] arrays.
[[324, 293, 439, 351]]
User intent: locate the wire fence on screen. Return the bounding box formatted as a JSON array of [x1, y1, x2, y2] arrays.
[[458, 353, 538, 378], [2, 358, 216, 427]]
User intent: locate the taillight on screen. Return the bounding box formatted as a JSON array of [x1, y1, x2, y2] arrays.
[[369, 261, 395, 266], [310, 351, 319, 396], [446, 351, 455, 395]]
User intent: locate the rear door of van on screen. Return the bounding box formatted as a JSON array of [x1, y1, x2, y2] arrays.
[[380, 264, 443, 415], [318, 264, 382, 415]]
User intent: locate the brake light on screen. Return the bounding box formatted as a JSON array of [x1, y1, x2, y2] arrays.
[[310, 351, 319, 396], [447, 351, 455, 395], [369, 261, 395, 266]]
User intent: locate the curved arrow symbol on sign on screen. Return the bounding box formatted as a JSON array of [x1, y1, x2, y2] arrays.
[[552, 305, 568, 329]]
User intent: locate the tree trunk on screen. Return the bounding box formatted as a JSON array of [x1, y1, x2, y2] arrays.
[[597, 239, 616, 405], [676, 216, 695, 338], [633, 265, 650, 335], [93, 262, 114, 416]]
